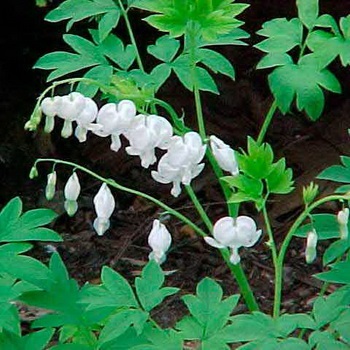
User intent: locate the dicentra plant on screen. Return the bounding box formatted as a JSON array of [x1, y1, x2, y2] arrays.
[[1, 0, 350, 348]]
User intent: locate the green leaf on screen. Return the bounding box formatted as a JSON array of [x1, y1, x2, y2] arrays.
[[323, 238, 350, 266], [237, 137, 274, 180], [294, 214, 340, 240], [266, 158, 294, 194], [98, 309, 148, 345], [0, 304, 20, 334], [318, 156, 350, 183], [312, 293, 348, 328], [268, 57, 341, 120], [296, 0, 318, 29], [315, 261, 350, 284], [279, 338, 310, 350], [147, 35, 180, 62], [255, 18, 303, 54], [77, 65, 113, 97], [135, 260, 179, 312], [309, 330, 350, 350], [256, 53, 293, 69], [181, 278, 240, 339], [98, 10, 121, 42], [331, 309, 350, 344], [46, 0, 120, 32], [0, 244, 52, 288], [0, 198, 61, 242], [101, 266, 139, 308]]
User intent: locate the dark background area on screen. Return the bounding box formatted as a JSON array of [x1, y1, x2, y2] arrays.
[[1, 0, 350, 321]]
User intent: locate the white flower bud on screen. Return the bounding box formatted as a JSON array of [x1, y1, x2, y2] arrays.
[[93, 183, 115, 236], [305, 229, 318, 264], [45, 171, 57, 201], [210, 135, 239, 176], [64, 172, 81, 216], [148, 219, 172, 264], [337, 208, 349, 240]]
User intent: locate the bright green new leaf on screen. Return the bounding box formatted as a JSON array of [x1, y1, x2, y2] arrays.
[[135, 260, 179, 312], [147, 35, 180, 62], [132, 0, 248, 42], [255, 18, 303, 54], [0, 197, 61, 242], [296, 0, 319, 29], [268, 55, 341, 120], [266, 158, 294, 194], [198, 28, 249, 47], [237, 137, 274, 180]]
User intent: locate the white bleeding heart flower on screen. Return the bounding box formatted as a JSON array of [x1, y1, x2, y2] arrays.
[[305, 229, 318, 264], [125, 114, 173, 168], [148, 219, 172, 264], [64, 172, 81, 216], [210, 135, 239, 176], [74, 97, 99, 142], [93, 183, 115, 236], [57, 92, 86, 138], [45, 171, 57, 201], [337, 208, 349, 240], [151, 132, 206, 197], [40, 96, 63, 133], [94, 100, 137, 152], [204, 216, 262, 264]]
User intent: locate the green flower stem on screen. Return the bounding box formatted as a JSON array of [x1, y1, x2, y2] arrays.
[[185, 185, 259, 311], [273, 193, 350, 318], [117, 0, 145, 72], [256, 100, 277, 146], [185, 185, 213, 231], [35, 158, 207, 238], [262, 203, 278, 267]]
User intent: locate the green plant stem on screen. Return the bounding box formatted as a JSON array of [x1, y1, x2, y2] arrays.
[[185, 185, 213, 231], [185, 28, 259, 311], [262, 203, 278, 267], [185, 185, 259, 311], [273, 193, 350, 318], [35, 158, 207, 238], [256, 101, 277, 145], [117, 0, 144, 72]]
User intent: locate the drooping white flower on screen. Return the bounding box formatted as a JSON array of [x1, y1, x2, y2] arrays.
[[45, 171, 57, 201], [305, 229, 318, 264], [125, 114, 173, 168], [94, 100, 137, 152], [64, 172, 81, 216], [74, 97, 99, 142], [148, 219, 172, 264], [57, 92, 86, 138], [93, 183, 115, 236], [40, 96, 63, 133], [204, 216, 262, 264], [337, 208, 349, 240], [151, 132, 206, 197], [210, 135, 239, 176]]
